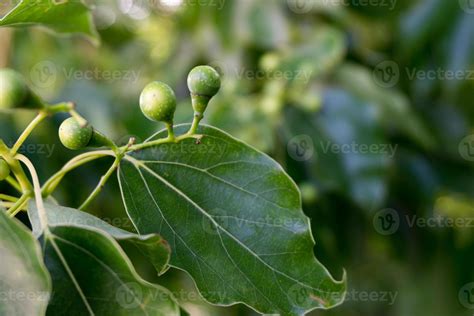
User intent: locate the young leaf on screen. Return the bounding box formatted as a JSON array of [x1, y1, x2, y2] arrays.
[[0, 0, 98, 43], [118, 125, 346, 315], [28, 203, 180, 315], [0, 210, 51, 316], [29, 202, 171, 275]]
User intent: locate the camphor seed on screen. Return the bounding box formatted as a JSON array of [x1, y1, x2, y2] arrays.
[[0, 68, 44, 111], [58, 117, 94, 150], [139, 81, 177, 124], [187, 65, 221, 115], [0, 158, 10, 181]]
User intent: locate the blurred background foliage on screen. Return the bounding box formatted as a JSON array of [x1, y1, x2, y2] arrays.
[[1, 0, 474, 315]]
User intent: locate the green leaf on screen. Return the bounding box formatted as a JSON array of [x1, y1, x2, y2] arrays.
[[0, 210, 51, 316], [0, 0, 99, 43], [118, 124, 346, 315], [28, 203, 180, 315], [29, 202, 171, 275]]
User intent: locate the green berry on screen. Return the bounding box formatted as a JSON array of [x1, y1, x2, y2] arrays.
[[139, 82, 176, 123], [0, 158, 10, 181], [59, 117, 93, 150], [0, 68, 44, 111], [0, 69, 28, 110], [187, 66, 221, 114], [187, 65, 221, 98]]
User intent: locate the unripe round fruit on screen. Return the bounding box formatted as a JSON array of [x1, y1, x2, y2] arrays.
[[0, 158, 10, 181], [0, 68, 44, 111], [187, 65, 221, 98], [139, 81, 176, 123], [0, 69, 28, 110], [59, 117, 93, 150]]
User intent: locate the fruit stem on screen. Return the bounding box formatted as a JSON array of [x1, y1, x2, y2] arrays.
[[5, 176, 22, 193], [79, 157, 121, 210], [15, 154, 47, 231], [11, 111, 48, 155], [187, 112, 203, 135], [0, 140, 32, 192], [166, 122, 175, 140], [0, 194, 19, 203], [6, 193, 30, 217], [41, 150, 115, 197]]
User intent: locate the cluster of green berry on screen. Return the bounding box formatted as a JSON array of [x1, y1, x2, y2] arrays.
[[60, 65, 221, 150], [0, 65, 220, 182], [1, 65, 220, 153]]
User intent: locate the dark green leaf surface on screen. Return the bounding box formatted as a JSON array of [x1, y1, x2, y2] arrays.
[[0, 210, 51, 316], [29, 202, 171, 275], [0, 0, 98, 43], [118, 125, 346, 316], [28, 203, 179, 315]]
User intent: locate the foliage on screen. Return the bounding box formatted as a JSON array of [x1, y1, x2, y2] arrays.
[[1, 0, 474, 315]]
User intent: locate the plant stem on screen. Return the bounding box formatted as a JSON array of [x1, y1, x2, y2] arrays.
[[16, 155, 47, 231], [166, 122, 175, 140], [0, 140, 32, 192], [79, 157, 121, 210], [187, 113, 203, 135], [41, 150, 115, 197], [6, 193, 30, 217], [127, 133, 202, 152], [11, 111, 48, 155], [5, 176, 22, 193], [0, 194, 18, 202]]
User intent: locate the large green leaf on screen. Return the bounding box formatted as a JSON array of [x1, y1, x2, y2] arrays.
[[0, 210, 51, 316], [28, 203, 180, 315], [0, 0, 98, 43], [29, 202, 171, 275], [118, 125, 346, 315]]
